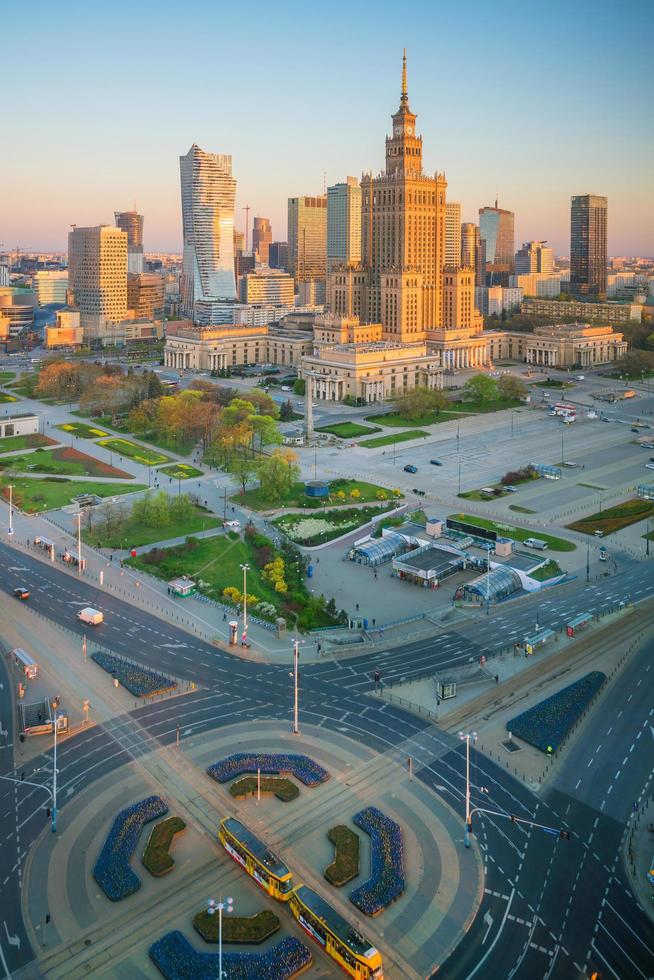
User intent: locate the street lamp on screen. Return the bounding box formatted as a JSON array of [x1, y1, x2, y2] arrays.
[[458, 731, 477, 847], [647, 518, 651, 558], [7, 483, 14, 536], [586, 536, 590, 583], [207, 896, 233, 979], [76, 511, 82, 576], [51, 707, 63, 832], [240, 563, 250, 642], [291, 638, 303, 735], [458, 458, 461, 495]]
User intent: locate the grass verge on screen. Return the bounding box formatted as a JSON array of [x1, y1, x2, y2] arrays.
[[57, 421, 109, 439], [509, 504, 537, 514], [229, 776, 298, 802], [0, 478, 146, 512], [157, 463, 203, 479], [315, 421, 381, 438], [142, 817, 186, 876], [359, 429, 428, 448], [0, 393, 18, 403], [365, 411, 459, 427], [193, 910, 280, 944], [567, 498, 654, 536], [83, 505, 220, 549], [0, 433, 57, 454], [0, 447, 132, 479], [235, 478, 400, 511], [273, 504, 392, 546], [529, 559, 564, 581], [325, 825, 360, 886], [448, 512, 576, 552], [97, 437, 170, 465]]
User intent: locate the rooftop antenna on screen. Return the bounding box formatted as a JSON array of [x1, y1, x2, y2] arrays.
[[243, 205, 251, 252]]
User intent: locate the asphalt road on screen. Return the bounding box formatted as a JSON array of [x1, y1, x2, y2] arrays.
[[0, 541, 653, 978]]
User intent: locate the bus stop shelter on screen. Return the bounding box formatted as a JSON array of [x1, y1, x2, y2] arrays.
[[523, 628, 555, 655], [566, 613, 591, 637]]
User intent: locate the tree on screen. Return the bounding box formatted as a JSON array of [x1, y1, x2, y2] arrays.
[[256, 449, 300, 503], [461, 374, 498, 403], [246, 390, 279, 418], [497, 375, 527, 400], [293, 378, 306, 396], [393, 386, 451, 420], [249, 414, 282, 454], [169, 493, 194, 524], [279, 399, 295, 421], [229, 455, 258, 494]]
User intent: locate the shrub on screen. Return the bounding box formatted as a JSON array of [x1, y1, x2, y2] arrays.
[[229, 776, 299, 802], [149, 931, 311, 980], [142, 816, 186, 876], [207, 752, 329, 787], [91, 651, 177, 698], [193, 909, 280, 944], [350, 807, 404, 916], [325, 826, 360, 886], [94, 796, 168, 901], [507, 671, 606, 753]]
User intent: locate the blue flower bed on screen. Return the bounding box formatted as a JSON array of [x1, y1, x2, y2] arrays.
[[149, 930, 312, 979], [91, 651, 177, 697], [93, 796, 168, 901], [350, 806, 405, 915], [507, 670, 606, 753], [207, 753, 329, 787]]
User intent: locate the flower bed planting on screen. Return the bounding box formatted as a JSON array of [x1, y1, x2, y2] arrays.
[[91, 651, 177, 698], [325, 825, 360, 886], [507, 671, 606, 753], [207, 753, 329, 787], [94, 796, 168, 901], [193, 909, 280, 944], [350, 806, 405, 916], [229, 775, 299, 802], [273, 505, 392, 546], [142, 816, 186, 876], [149, 930, 311, 979]]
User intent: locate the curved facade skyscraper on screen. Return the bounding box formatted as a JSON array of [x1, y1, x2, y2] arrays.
[[180, 144, 237, 324]]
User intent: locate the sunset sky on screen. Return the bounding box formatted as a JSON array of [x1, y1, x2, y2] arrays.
[[2, 0, 652, 255]]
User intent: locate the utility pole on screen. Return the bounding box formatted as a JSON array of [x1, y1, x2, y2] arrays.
[[243, 206, 251, 253], [586, 537, 590, 583], [458, 731, 477, 847], [292, 638, 301, 735], [7, 483, 14, 536], [240, 563, 249, 643], [77, 512, 82, 575]]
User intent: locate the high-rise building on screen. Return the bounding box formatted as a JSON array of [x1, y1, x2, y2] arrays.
[[233, 229, 245, 255], [67, 226, 128, 334], [269, 242, 289, 271], [461, 223, 487, 287], [570, 194, 607, 297], [114, 211, 145, 274], [239, 268, 295, 306], [445, 202, 462, 268], [479, 202, 515, 285], [443, 267, 479, 330], [515, 241, 554, 275], [180, 144, 237, 324], [127, 273, 165, 320], [33, 270, 68, 305], [327, 177, 362, 272], [252, 217, 272, 264], [287, 195, 327, 283]]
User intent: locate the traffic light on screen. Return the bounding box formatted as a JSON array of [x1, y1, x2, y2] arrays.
[[559, 829, 571, 840]]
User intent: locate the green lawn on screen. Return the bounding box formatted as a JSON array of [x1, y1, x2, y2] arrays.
[[0, 447, 132, 479], [0, 371, 15, 383], [0, 433, 56, 454], [458, 487, 507, 501], [567, 499, 654, 536], [365, 411, 460, 427], [0, 393, 18, 403], [448, 512, 577, 552], [273, 504, 392, 545], [57, 421, 109, 439], [509, 504, 537, 514], [532, 380, 574, 389], [83, 505, 220, 549], [359, 429, 428, 448], [96, 437, 170, 466], [451, 398, 523, 413], [0, 478, 146, 513], [158, 463, 203, 480], [530, 559, 564, 582], [235, 478, 400, 511], [315, 421, 381, 438]]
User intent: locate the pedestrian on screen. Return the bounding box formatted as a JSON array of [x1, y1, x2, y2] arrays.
[[374, 570, 377, 580], [356, 602, 359, 611], [38, 711, 42, 723], [372, 618, 376, 627], [223, 612, 227, 621], [316, 557, 320, 564], [110, 554, 113, 562]]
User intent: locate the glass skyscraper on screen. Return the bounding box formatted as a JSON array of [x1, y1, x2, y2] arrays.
[[570, 194, 607, 297], [479, 203, 515, 286], [180, 144, 237, 324]]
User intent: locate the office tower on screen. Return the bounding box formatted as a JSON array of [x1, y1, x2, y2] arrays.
[[0, 264, 9, 287], [269, 242, 289, 270], [114, 211, 145, 274], [33, 270, 68, 305], [127, 272, 165, 320], [570, 194, 608, 296], [252, 217, 272, 264], [443, 267, 479, 330], [239, 268, 295, 305], [359, 50, 447, 337], [287, 195, 327, 283], [445, 202, 462, 267], [233, 229, 245, 255], [515, 241, 554, 275], [479, 202, 515, 285], [67, 226, 128, 332], [461, 223, 487, 287], [327, 177, 362, 272], [179, 143, 237, 324]]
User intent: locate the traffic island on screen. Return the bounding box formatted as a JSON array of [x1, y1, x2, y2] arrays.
[[150, 930, 311, 979], [142, 817, 186, 877], [93, 796, 168, 901], [229, 775, 299, 802], [324, 825, 360, 886], [192, 908, 280, 943]]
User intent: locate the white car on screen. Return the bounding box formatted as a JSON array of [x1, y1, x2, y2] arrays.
[[224, 519, 241, 528], [576, 375, 585, 381], [646, 463, 654, 470]]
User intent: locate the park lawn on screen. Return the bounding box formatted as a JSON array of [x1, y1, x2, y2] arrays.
[[532, 380, 574, 389], [448, 512, 576, 552], [315, 421, 381, 438], [158, 463, 203, 479], [0, 433, 57, 454], [0, 447, 133, 479], [0, 371, 15, 383], [83, 505, 221, 549], [365, 410, 460, 427], [131, 428, 196, 455], [451, 397, 523, 413], [359, 429, 428, 448], [567, 498, 654, 536], [57, 421, 109, 438], [0, 392, 18, 403], [235, 478, 400, 511], [529, 559, 564, 582], [96, 437, 170, 466], [0, 478, 146, 512]]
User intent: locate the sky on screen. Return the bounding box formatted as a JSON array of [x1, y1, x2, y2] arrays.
[[2, 0, 653, 256]]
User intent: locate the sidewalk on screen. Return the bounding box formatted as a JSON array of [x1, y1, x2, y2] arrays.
[[624, 794, 654, 923]]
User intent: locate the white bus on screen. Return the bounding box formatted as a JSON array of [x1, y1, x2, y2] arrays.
[[13, 648, 39, 680]]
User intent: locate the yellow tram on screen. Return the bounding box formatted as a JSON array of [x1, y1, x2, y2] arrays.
[[218, 817, 293, 900], [289, 884, 383, 979]]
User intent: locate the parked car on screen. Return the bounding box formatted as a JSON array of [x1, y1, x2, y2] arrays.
[[13, 588, 30, 600], [640, 443, 654, 449], [631, 427, 640, 433], [504, 485, 518, 492], [430, 459, 443, 466], [576, 375, 585, 380], [224, 519, 241, 528], [403, 465, 418, 474], [646, 463, 654, 470]]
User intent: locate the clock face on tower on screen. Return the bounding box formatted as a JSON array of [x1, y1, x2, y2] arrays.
[[394, 127, 401, 135], [407, 126, 413, 134]]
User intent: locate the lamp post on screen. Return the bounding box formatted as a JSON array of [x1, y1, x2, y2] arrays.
[[647, 519, 651, 558], [586, 536, 590, 583], [240, 563, 249, 642], [457, 421, 460, 453], [207, 897, 233, 979], [458, 731, 477, 847], [458, 458, 461, 495], [599, 491, 604, 515], [76, 512, 82, 576], [486, 544, 491, 616], [511, 412, 515, 439], [51, 709, 62, 833], [292, 638, 302, 735], [7, 483, 14, 536]]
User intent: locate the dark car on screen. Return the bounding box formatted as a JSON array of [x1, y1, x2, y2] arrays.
[[631, 427, 640, 433], [403, 464, 418, 474], [430, 459, 443, 466], [13, 588, 30, 600]]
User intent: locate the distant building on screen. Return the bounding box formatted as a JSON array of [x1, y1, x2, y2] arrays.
[[268, 242, 289, 271], [0, 288, 36, 336], [179, 144, 237, 324], [461, 223, 486, 287], [67, 225, 128, 336], [252, 217, 272, 264], [238, 268, 295, 306], [445, 202, 462, 268], [0, 264, 10, 287], [521, 296, 642, 324], [127, 273, 165, 320], [287, 195, 327, 284], [327, 177, 361, 272], [510, 273, 562, 298], [33, 270, 68, 305], [486, 322, 627, 368], [45, 309, 83, 348], [479, 203, 515, 285], [570, 194, 607, 297], [298, 279, 325, 306], [233, 229, 245, 255], [475, 285, 522, 316], [114, 211, 145, 274], [515, 241, 554, 275]]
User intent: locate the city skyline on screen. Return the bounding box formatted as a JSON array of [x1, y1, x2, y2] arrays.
[[2, 0, 653, 255]]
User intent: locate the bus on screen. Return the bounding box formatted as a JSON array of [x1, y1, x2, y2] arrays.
[[554, 403, 576, 417], [13, 648, 39, 680], [289, 885, 383, 979], [218, 817, 293, 900]]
